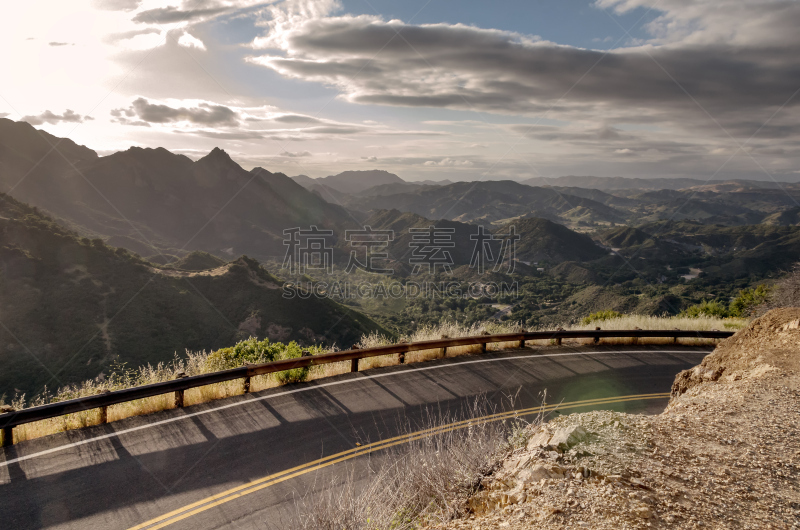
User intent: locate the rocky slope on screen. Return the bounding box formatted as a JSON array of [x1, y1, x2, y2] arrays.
[[435, 308, 800, 529]]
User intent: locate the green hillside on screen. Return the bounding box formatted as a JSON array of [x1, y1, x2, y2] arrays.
[[495, 217, 607, 263], [0, 194, 384, 398]]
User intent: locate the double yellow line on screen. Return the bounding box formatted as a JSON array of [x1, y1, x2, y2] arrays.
[[128, 392, 669, 530]]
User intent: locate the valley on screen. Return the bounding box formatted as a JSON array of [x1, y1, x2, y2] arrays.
[[1, 118, 797, 401]]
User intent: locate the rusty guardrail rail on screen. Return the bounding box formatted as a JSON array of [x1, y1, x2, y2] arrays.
[[0, 328, 733, 446]]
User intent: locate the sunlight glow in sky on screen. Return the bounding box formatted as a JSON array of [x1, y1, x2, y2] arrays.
[[1, 0, 798, 182]]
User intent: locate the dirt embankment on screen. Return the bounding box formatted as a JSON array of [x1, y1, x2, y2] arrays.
[[435, 309, 800, 530]]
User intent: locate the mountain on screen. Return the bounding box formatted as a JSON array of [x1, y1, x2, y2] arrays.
[[763, 207, 800, 226], [0, 193, 383, 397], [494, 218, 607, 263], [522, 176, 703, 190], [359, 209, 482, 273], [292, 170, 405, 194], [346, 180, 626, 225], [354, 209, 609, 275], [0, 119, 358, 260]]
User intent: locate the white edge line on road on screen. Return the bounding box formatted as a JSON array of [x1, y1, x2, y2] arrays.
[[0, 348, 705, 468]]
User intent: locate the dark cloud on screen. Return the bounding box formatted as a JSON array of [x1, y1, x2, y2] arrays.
[[132, 6, 228, 24], [250, 1, 800, 154], [257, 19, 800, 114], [92, 0, 142, 11], [272, 114, 325, 125], [22, 110, 93, 125], [112, 98, 239, 126]]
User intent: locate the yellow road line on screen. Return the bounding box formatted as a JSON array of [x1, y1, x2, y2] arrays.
[[128, 392, 669, 530]]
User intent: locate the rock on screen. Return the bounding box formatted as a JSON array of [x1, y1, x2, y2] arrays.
[[633, 504, 652, 519], [507, 486, 526, 504], [526, 428, 552, 450], [518, 464, 565, 483], [549, 425, 589, 452]]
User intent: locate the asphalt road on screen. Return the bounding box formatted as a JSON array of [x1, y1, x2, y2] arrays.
[[0, 345, 712, 530]]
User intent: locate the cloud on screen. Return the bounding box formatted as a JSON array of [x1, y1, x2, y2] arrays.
[[92, 0, 142, 11], [22, 109, 93, 125], [182, 129, 263, 139], [423, 158, 475, 167], [48, 42, 72, 46], [0, 113, 9, 119], [112, 98, 239, 126], [247, 0, 800, 153], [132, 6, 228, 24], [279, 150, 312, 157], [177, 32, 206, 50], [272, 114, 325, 125]]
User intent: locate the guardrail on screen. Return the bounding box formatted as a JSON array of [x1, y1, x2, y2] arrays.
[[0, 328, 733, 446]]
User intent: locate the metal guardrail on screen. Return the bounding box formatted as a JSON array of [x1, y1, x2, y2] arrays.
[[0, 328, 733, 446]]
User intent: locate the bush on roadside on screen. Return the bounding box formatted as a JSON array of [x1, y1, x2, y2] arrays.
[[205, 337, 316, 383], [581, 310, 623, 325], [729, 285, 771, 317], [681, 299, 729, 318]]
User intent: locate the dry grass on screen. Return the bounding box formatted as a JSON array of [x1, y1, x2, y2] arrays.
[[4, 315, 739, 444], [565, 314, 746, 346], [291, 395, 539, 530]]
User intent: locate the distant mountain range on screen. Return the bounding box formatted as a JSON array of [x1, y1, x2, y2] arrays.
[[522, 175, 797, 191], [0, 119, 357, 261], [341, 180, 626, 225], [293, 170, 405, 194]]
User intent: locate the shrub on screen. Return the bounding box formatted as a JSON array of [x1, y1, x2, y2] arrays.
[[204, 337, 312, 384], [681, 300, 729, 318], [729, 285, 771, 317], [581, 310, 623, 325], [204, 337, 279, 371], [274, 341, 310, 384]]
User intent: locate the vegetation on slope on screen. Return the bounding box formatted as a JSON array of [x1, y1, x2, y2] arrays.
[[0, 193, 384, 398]]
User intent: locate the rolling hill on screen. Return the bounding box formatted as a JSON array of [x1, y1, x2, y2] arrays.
[[345, 180, 626, 225], [292, 169, 405, 194], [0, 193, 383, 398]]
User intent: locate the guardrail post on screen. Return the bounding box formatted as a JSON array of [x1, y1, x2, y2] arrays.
[[1, 405, 14, 447], [518, 336, 526, 349], [397, 341, 406, 364], [351, 345, 359, 372], [631, 327, 640, 345], [594, 327, 601, 345], [174, 372, 188, 408], [555, 327, 564, 346], [673, 327, 680, 343], [481, 331, 490, 353], [440, 335, 449, 358], [243, 364, 252, 394], [98, 390, 111, 424]]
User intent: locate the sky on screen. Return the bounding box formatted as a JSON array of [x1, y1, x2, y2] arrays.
[[1, 0, 799, 182]]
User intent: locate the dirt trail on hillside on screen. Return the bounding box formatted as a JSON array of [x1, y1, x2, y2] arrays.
[[436, 309, 800, 530]]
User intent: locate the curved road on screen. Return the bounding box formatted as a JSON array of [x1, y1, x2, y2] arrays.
[[0, 345, 712, 529]]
